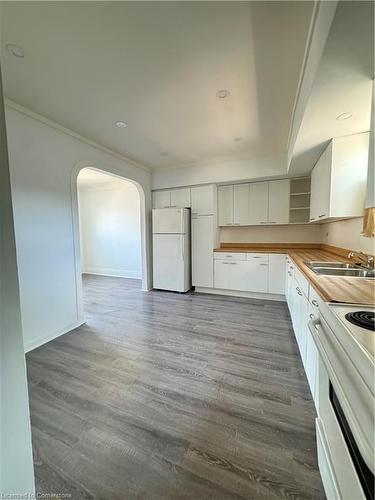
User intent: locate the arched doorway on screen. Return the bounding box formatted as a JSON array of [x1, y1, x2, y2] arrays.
[[71, 162, 150, 325]]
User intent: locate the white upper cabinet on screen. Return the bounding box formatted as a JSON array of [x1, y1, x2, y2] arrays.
[[268, 180, 290, 224], [152, 190, 171, 209], [249, 182, 268, 225], [152, 188, 191, 208], [310, 145, 331, 221], [310, 133, 369, 222], [170, 188, 191, 208], [218, 185, 234, 226], [191, 185, 215, 215], [233, 184, 250, 225]]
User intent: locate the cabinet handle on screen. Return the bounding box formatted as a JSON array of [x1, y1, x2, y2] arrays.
[[226, 222, 233, 225], [222, 262, 229, 265], [233, 223, 240, 225], [312, 299, 319, 307], [309, 313, 315, 320], [318, 214, 326, 218], [259, 263, 268, 266], [309, 218, 315, 221], [260, 222, 268, 224], [230, 262, 238, 265], [296, 287, 303, 296], [288, 272, 292, 276]]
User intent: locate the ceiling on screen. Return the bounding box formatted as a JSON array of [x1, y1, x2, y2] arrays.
[[1, 1, 314, 170], [289, 1, 374, 175]]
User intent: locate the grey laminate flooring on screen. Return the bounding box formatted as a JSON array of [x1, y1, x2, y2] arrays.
[[26, 274, 325, 500]]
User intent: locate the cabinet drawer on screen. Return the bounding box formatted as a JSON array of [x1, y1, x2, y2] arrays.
[[294, 266, 309, 298], [309, 286, 322, 310], [246, 253, 269, 262], [214, 252, 247, 261]]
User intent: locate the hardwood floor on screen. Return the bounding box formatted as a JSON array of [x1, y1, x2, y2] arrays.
[[26, 274, 325, 499]]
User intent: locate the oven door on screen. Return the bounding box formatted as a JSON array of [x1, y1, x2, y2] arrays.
[[309, 317, 374, 500]]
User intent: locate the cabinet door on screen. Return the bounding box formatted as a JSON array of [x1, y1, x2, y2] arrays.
[[214, 260, 230, 289], [228, 261, 249, 291], [249, 182, 268, 224], [310, 145, 331, 221], [297, 291, 309, 367], [233, 184, 250, 225], [305, 303, 319, 400], [268, 180, 290, 224], [170, 188, 191, 208], [152, 191, 171, 209], [192, 215, 214, 288], [218, 185, 234, 226], [191, 185, 215, 215], [247, 261, 268, 293], [268, 254, 286, 294]]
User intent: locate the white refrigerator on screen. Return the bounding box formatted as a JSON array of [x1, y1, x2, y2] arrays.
[[152, 208, 191, 292]]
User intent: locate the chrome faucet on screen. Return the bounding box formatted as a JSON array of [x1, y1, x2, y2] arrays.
[[348, 251, 375, 270]]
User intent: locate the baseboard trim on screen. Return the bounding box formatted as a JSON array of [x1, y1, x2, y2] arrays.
[[24, 320, 85, 353], [82, 268, 141, 279], [195, 287, 286, 302]]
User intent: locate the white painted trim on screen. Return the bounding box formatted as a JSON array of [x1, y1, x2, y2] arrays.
[[195, 287, 286, 302], [4, 99, 151, 173], [82, 269, 142, 279], [24, 320, 84, 353]]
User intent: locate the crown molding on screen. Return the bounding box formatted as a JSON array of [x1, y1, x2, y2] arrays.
[[4, 98, 152, 174]]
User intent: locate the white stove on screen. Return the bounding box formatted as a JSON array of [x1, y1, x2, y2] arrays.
[[310, 301, 374, 500]]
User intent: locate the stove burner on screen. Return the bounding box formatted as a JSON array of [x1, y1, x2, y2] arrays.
[[345, 311, 375, 331]]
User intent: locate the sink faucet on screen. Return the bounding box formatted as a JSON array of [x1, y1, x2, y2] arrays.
[[348, 251, 375, 270]]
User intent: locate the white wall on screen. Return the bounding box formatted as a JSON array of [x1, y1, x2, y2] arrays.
[[78, 176, 142, 279], [220, 224, 321, 244], [0, 74, 35, 494], [152, 152, 286, 189], [5, 103, 152, 352], [320, 218, 374, 254]]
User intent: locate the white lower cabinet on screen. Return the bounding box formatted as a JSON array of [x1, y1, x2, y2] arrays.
[[229, 261, 250, 291], [285, 256, 320, 408], [305, 303, 319, 398], [213, 252, 283, 295], [269, 254, 286, 294], [214, 260, 230, 289], [192, 215, 215, 288], [247, 260, 268, 293]]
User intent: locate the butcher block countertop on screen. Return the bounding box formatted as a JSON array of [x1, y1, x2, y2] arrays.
[[214, 243, 375, 305]]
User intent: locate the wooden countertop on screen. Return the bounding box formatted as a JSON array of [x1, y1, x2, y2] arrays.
[[214, 244, 375, 305]]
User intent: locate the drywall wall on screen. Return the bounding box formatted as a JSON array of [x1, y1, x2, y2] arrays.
[[152, 153, 286, 189], [320, 218, 374, 254], [0, 74, 35, 494], [78, 176, 142, 279], [5, 103, 152, 352], [220, 224, 321, 244]]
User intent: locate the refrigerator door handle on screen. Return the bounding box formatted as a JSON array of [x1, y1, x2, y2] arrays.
[[180, 235, 184, 261]]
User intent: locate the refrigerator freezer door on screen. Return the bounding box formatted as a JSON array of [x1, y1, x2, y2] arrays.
[[153, 234, 190, 292], [152, 208, 186, 234]]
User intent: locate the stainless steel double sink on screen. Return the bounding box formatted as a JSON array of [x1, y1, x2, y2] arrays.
[[305, 261, 375, 278]]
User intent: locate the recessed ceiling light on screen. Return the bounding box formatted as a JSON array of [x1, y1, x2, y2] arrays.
[[216, 89, 230, 99], [234, 137, 243, 142], [115, 121, 127, 128], [336, 112, 353, 121], [160, 152, 168, 156], [6, 43, 24, 58]]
